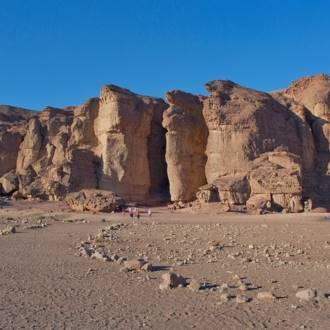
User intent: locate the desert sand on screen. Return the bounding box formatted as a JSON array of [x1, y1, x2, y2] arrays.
[[0, 200, 329, 329]]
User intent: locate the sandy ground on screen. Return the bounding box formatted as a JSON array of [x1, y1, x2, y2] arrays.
[[0, 200, 329, 329]]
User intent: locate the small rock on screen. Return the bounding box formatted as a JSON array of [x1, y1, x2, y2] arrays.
[[90, 250, 109, 262], [116, 256, 127, 264], [110, 254, 119, 261], [123, 258, 147, 271], [218, 283, 229, 293], [188, 279, 201, 292], [79, 245, 93, 258], [257, 291, 275, 300], [159, 272, 186, 290], [238, 283, 248, 291], [295, 289, 317, 301], [236, 295, 251, 303], [220, 293, 232, 302], [0, 225, 16, 235], [141, 262, 153, 272]]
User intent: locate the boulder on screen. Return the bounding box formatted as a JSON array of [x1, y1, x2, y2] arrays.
[[0, 170, 18, 194], [196, 184, 219, 203], [213, 175, 250, 205], [249, 156, 302, 194], [246, 194, 272, 213], [248, 152, 303, 211], [65, 189, 125, 212]]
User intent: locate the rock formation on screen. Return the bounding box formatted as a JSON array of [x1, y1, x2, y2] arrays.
[[0, 105, 36, 187], [202, 80, 315, 182], [163, 90, 208, 201], [65, 189, 124, 212], [0, 74, 329, 212], [278, 74, 330, 205], [94, 85, 168, 201], [1, 87, 168, 203]]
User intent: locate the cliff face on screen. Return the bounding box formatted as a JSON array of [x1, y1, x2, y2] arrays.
[[0, 105, 36, 178], [1, 87, 168, 202], [280, 75, 330, 203], [163, 90, 208, 201], [0, 74, 329, 211], [94, 85, 168, 201], [202, 80, 315, 182]]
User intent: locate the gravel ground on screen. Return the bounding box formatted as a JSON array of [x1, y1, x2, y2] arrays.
[[0, 201, 329, 329]]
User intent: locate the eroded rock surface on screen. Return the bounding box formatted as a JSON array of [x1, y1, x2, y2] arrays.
[[95, 85, 168, 202], [0, 75, 329, 211], [279, 74, 330, 207], [2, 87, 168, 202], [163, 90, 208, 201], [202, 80, 315, 182], [0, 105, 36, 177], [65, 189, 124, 212]]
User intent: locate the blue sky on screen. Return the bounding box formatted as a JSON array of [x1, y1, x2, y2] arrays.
[[1, 0, 329, 110]]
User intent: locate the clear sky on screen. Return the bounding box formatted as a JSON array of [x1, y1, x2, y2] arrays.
[[1, 0, 329, 110]]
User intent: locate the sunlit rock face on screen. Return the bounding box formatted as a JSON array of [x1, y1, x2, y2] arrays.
[[0, 74, 329, 210], [163, 90, 208, 202], [94, 85, 168, 201]]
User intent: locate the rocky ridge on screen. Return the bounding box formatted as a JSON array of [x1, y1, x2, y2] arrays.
[[0, 74, 329, 212]]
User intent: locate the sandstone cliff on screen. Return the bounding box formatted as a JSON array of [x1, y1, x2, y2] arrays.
[[94, 85, 168, 201], [0, 75, 329, 212], [280, 74, 330, 204], [0, 105, 36, 178], [163, 90, 208, 201], [2, 87, 168, 202]]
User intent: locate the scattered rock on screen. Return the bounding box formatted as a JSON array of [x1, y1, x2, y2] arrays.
[[238, 283, 249, 291], [257, 291, 276, 301], [236, 295, 252, 303], [0, 225, 16, 235], [159, 272, 186, 290], [123, 258, 148, 271], [116, 256, 127, 265], [26, 224, 47, 230], [295, 289, 317, 301], [141, 262, 153, 272], [220, 293, 232, 302], [90, 250, 109, 262], [188, 278, 201, 292], [65, 190, 125, 213]]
